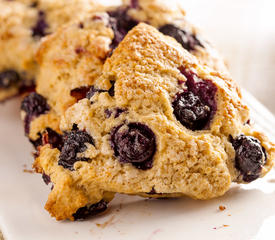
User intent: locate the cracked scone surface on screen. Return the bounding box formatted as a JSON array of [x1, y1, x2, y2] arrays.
[[0, 0, 101, 101], [24, 0, 228, 151], [32, 23, 274, 220]]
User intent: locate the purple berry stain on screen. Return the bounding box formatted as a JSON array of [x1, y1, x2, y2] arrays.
[[42, 173, 51, 185], [58, 127, 94, 170], [42, 128, 63, 150], [30, 128, 62, 152], [0, 70, 20, 89], [130, 0, 139, 8], [73, 200, 108, 220], [108, 7, 139, 50], [159, 24, 204, 51], [173, 67, 217, 130], [32, 11, 49, 38], [111, 122, 156, 170], [231, 135, 266, 182], [21, 92, 50, 134]]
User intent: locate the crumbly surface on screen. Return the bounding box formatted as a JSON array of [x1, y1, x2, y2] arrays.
[[0, 0, 38, 100], [122, 0, 228, 73], [27, 0, 228, 145], [0, 0, 101, 101], [30, 23, 274, 221]]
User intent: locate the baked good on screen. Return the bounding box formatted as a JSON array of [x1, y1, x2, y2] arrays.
[[28, 23, 274, 220], [0, 0, 101, 101], [22, 0, 228, 151]]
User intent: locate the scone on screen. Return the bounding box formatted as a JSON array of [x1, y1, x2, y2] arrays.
[[0, 0, 101, 101], [27, 23, 274, 221], [22, 0, 229, 153]]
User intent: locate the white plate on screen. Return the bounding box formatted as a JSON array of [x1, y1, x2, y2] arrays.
[[0, 93, 275, 240]]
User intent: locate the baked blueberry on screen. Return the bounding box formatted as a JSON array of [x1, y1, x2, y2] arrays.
[[42, 173, 51, 185], [73, 200, 108, 220], [159, 24, 204, 51], [58, 128, 94, 170], [32, 11, 49, 38], [108, 7, 139, 49], [173, 67, 217, 130], [21, 92, 50, 134], [0, 70, 20, 89], [231, 135, 266, 182], [173, 91, 210, 130], [110, 122, 156, 170]]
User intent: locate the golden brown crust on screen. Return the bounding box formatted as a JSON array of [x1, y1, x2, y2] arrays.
[[0, 0, 102, 101], [32, 23, 275, 220]]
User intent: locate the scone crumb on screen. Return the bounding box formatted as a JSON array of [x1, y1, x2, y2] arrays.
[[23, 164, 35, 173], [23, 169, 35, 174], [213, 224, 229, 230], [219, 205, 226, 211], [96, 215, 116, 228]]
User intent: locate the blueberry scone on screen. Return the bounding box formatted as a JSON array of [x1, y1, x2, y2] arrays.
[[22, 0, 229, 155], [28, 23, 274, 220], [0, 0, 101, 101]]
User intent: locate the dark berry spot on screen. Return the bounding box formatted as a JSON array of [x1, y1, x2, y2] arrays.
[[42, 173, 51, 185], [108, 81, 115, 97], [110, 122, 156, 170], [30, 133, 42, 149], [0, 70, 20, 89], [72, 123, 79, 131], [173, 91, 210, 130], [105, 108, 126, 118], [86, 81, 116, 100], [86, 86, 107, 99], [73, 200, 108, 220], [32, 11, 49, 38], [231, 135, 266, 182], [114, 108, 126, 118], [147, 187, 157, 195], [79, 22, 84, 29], [108, 7, 139, 50], [58, 128, 94, 170], [30, 2, 38, 8], [92, 15, 103, 21], [74, 47, 86, 55], [42, 128, 63, 150], [130, 0, 139, 8], [105, 109, 113, 118], [29, 128, 62, 150], [159, 24, 204, 51], [21, 92, 50, 134], [173, 67, 217, 130], [70, 86, 91, 101], [19, 84, 35, 95]]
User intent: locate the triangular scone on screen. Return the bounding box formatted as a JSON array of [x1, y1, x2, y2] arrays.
[[34, 23, 275, 220]]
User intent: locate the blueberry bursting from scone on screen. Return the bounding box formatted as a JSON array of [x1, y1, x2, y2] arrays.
[[107, 5, 205, 53]]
